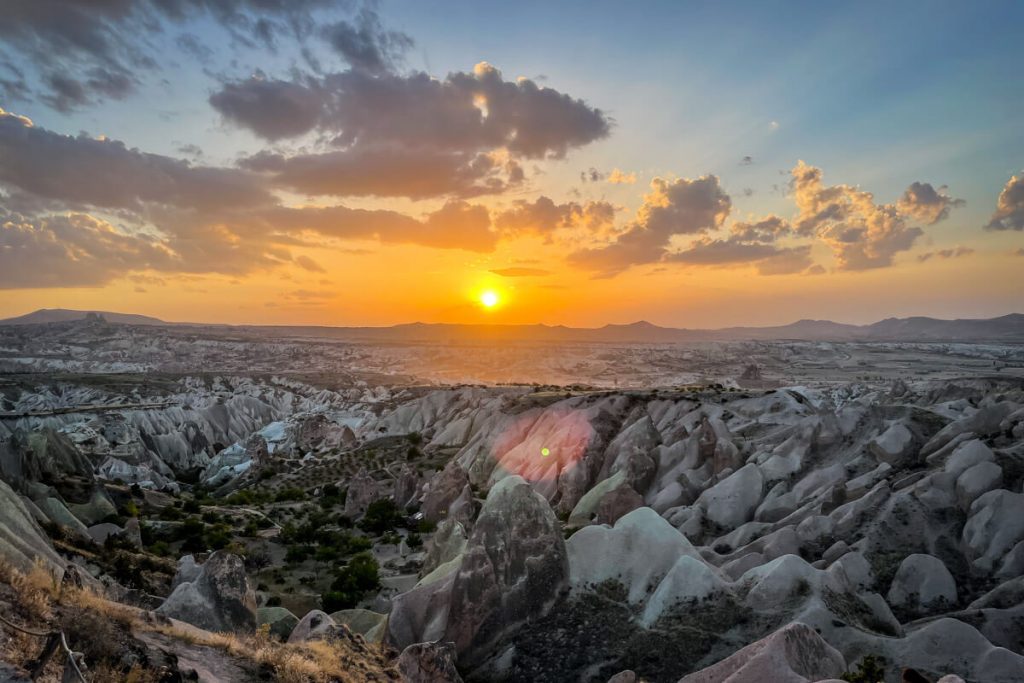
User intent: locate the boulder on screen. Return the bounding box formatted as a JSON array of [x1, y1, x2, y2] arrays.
[[0, 479, 64, 578], [36, 497, 90, 540], [421, 462, 471, 522], [344, 469, 379, 518], [287, 610, 343, 643], [567, 470, 628, 528], [596, 485, 644, 526], [256, 606, 299, 640], [887, 554, 957, 614], [963, 490, 1024, 571], [421, 518, 468, 577], [676, 622, 845, 682], [955, 461, 1002, 512], [86, 522, 124, 545], [156, 552, 256, 634], [444, 475, 569, 665], [396, 641, 463, 683], [67, 488, 118, 526], [393, 464, 419, 509], [869, 423, 916, 465], [697, 464, 765, 532], [171, 555, 203, 589], [330, 608, 386, 639]]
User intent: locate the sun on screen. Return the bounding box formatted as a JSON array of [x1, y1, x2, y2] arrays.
[[480, 290, 500, 308]]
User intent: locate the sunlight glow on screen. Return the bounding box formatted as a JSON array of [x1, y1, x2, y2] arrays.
[[480, 290, 500, 308]]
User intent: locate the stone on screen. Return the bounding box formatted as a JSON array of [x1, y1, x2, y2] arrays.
[[887, 554, 957, 614], [955, 461, 1002, 512], [343, 469, 379, 518], [676, 622, 845, 682], [421, 462, 471, 522], [396, 641, 463, 683], [287, 610, 343, 643], [156, 551, 257, 634], [37, 497, 90, 540], [86, 522, 124, 545], [256, 606, 299, 640], [0, 479, 64, 578], [67, 488, 118, 526], [329, 608, 386, 639], [444, 475, 569, 666], [697, 464, 765, 532], [963, 490, 1024, 571], [596, 485, 644, 526]]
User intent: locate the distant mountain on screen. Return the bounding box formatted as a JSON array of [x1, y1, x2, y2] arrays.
[[0, 308, 166, 326], [2, 308, 1023, 342]]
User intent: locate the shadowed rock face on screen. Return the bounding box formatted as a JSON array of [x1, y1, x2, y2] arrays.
[[397, 640, 464, 683], [676, 622, 845, 682], [444, 475, 569, 666]]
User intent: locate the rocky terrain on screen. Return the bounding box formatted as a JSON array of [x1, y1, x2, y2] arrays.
[[1, 317, 1023, 681]]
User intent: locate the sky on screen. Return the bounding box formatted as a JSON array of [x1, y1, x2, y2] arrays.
[[0, 0, 1022, 328]]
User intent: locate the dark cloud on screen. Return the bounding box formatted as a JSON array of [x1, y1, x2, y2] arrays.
[[0, 0, 333, 111], [0, 108, 501, 287], [494, 197, 616, 237], [210, 63, 611, 159], [986, 174, 1024, 231], [249, 200, 496, 253], [569, 176, 731, 274], [490, 267, 552, 277], [0, 108, 272, 211], [740, 155, 753, 166], [664, 216, 811, 275], [321, 6, 413, 74], [580, 168, 604, 183], [209, 76, 328, 141], [241, 145, 516, 199], [897, 182, 964, 225]]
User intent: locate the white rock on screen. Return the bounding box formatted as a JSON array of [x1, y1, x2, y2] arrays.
[[964, 489, 1024, 571], [697, 464, 765, 532], [886, 554, 957, 613], [956, 461, 1003, 512]]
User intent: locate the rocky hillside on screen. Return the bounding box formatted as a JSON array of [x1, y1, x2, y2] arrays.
[[1, 372, 1023, 681]]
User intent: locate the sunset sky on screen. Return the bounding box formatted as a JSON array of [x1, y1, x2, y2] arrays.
[[1, 0, 1022, 327]]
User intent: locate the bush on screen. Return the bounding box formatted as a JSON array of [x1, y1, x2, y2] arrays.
[[405, 532, 423, 548], [274, 487, 307, 502], [359, 498, 404, 535], [322, 552, 380, 610], [841, 655, 887, 683]]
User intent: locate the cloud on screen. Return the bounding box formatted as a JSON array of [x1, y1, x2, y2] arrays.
[[0, 0, 333, 112], [209, 76, 328, 140], [568, 175, 731, 274], [494, 197, 616, 237], [0, 108, 271, 211], [490, 267, 551, 277], [607, 168, 637, 184], [252, 200, 497, 252], [321, 7, 413, 74], [917, 246, 974, 262], [580, 168, 604, 182], [897, 182, 964, 225], [0, 211, 176, 288], [739, 156, 753, 166], [664, 216, 812, 275], [986, 173, 1024, 231], [240, 145, 517, 199], [295, 254, 325, 272], [0, 107, 502, 287], [789, 161, 960, 270], [210, 63, 611, 159]]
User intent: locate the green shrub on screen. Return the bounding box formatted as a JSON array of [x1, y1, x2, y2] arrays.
[[841, 655, 886, 683], [359, 498, 404, 535]]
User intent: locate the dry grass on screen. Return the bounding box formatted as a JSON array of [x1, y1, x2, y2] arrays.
[[0, 559, 398, 682]]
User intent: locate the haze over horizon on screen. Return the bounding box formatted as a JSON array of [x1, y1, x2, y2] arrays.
[[1, 0, 1022, 327]]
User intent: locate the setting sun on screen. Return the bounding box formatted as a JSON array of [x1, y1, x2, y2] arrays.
[[480, 290, 500, 308]]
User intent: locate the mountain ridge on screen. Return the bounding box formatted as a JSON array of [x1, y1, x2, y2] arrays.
[[2, 308, 1023, 342]]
